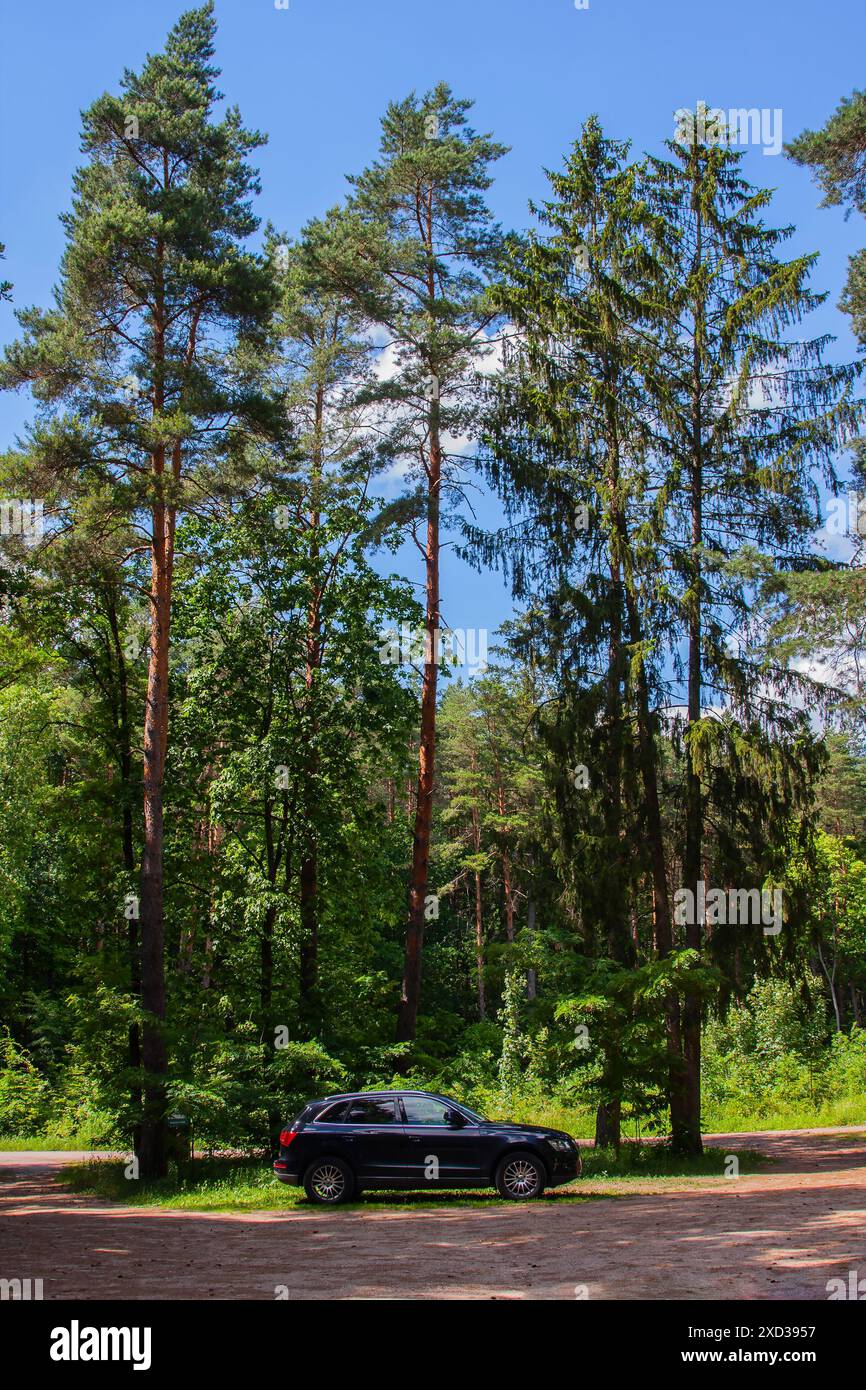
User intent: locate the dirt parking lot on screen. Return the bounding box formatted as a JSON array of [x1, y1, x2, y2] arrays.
[[2, 1127, 865, 1300]]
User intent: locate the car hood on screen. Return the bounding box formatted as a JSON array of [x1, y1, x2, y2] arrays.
[[480, 1121, 574, 1142]]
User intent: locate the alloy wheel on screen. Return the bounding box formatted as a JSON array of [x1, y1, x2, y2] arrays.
[[503, 1158, 539, 1197], [312, 1163, 345, 1201]]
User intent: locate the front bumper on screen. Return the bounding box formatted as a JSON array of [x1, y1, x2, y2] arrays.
[[546, 1151, 581, 1186]]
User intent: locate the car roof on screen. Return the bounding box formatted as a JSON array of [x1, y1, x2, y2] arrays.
[[316, 1089, 451, 1104]]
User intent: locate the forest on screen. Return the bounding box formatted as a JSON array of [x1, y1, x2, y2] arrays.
[[1, 3, 865, 1181]]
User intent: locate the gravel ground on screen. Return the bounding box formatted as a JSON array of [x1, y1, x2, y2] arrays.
[[2, 1126, 865, 1300]]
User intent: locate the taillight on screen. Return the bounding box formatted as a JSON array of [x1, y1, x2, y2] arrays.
[[279, 1128, 298, 1147]]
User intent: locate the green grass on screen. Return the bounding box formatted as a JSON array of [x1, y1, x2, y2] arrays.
[[0, 1134, 116, 1151], [474, 1096, 866, 1142], [60, 1156, 591, 1211], [581, 1144, 768, 1180], [61, 1157, 317, 1211], [57, 1142, 770, 1213], [702, 1098, 866, 1133]]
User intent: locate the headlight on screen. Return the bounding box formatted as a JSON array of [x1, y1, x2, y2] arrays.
[[549, 1138, 574, 1153]]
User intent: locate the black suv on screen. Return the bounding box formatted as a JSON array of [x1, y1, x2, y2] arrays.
[[273, 1089, 580, 1203]]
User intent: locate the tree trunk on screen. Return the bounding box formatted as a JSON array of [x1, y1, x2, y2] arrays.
[[299, 848, 319, 1031], [677, 197, 706, 1157], [526, 894, 537, 1000], [396, 406, 441, 1041], [624, 586, 689, 1148], [138, 477, 175, 1178], [299, 381, 324, 1030], [817, 943, 842, 1032], [474, 870, 485, 1019], [106, 594, 142, 1153], [595, 1089, 622, 1150], [137, 243, 175, 1179], [497, 784, 515, 943], [594, 389, 630, 1150], [471, 793, 485, 1019], [260, 902, 281, 1154]]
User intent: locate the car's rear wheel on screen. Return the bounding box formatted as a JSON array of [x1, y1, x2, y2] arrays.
[[495, 1152, 545, 1200], [303, 1157, 355, 1205]]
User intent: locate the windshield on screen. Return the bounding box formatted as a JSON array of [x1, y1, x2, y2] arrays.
[[455, 1102, 487, 1123]]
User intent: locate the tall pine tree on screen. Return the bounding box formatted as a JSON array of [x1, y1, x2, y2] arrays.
[[311, 84, 507, 1040], [0, 3, 279, 1174]]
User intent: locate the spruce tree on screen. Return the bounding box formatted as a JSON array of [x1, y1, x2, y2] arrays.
[[481, 117, 677, 1146], [644, 111, 863, 1151]]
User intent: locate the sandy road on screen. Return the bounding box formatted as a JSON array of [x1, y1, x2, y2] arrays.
[[2, 1127, 865, 1300]]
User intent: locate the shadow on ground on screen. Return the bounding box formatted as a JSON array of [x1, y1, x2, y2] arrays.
[[2, 1130, 865, 1300]]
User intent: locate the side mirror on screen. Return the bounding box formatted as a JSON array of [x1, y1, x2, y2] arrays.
[[447, 1109, 467, 1128]]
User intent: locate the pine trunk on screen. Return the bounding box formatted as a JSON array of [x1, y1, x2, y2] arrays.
[[261, 902, 280, 1154], [396, 413, 441, 1041], [106, 596, 142, 1152], [474, 870, 485, 1019], [138, 475, 175, 1179], [299, 849, 319, 1029], [299, 381, 325, 1032], [471, 793, 485, 1019], [526, 894, 537, 1000]]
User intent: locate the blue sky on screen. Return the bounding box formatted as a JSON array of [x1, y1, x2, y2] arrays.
[[1, 0, 864, 652]]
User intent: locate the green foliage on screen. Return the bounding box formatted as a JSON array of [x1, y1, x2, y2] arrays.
[[1, 16, 866, 1172], [787, 87, 866, 345], [0, 1032, 50, 1135], [703, 975, 866, 1118], [168, 1033, 347, 1149], [496, 969, 525, 1102]]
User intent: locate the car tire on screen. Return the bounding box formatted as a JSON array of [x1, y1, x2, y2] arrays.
[[495, 1152, 546, 1200], [303, 1156, 355, 1205]]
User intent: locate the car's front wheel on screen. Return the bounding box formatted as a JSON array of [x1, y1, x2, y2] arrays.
[[303, 1157, 355, 1205], [495, 1152, 545, 1200]]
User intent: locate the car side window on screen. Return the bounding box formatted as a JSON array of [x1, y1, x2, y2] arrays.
[[402, 1097, 457, 1126], [344, 1098, 398, 1125], [316, 1102, 347, 1124]]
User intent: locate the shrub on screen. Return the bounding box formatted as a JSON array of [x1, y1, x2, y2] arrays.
[[0, 1031, 49, 1134]]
